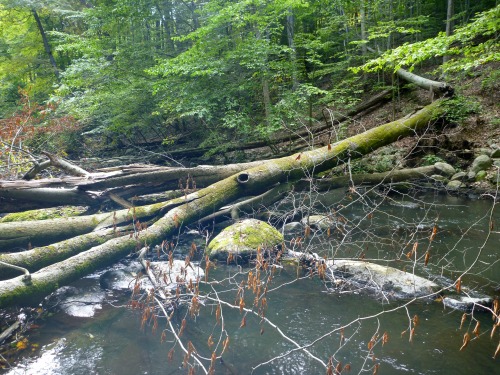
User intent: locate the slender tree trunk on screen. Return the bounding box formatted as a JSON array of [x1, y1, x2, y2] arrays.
[[31, 9, 59, 80], [443, 0, 454, 64], [286, 10, 298, 89], [360, 0, 367, 56]]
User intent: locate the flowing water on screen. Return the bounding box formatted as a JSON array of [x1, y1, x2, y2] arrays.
[[2, 189, 499, 375]]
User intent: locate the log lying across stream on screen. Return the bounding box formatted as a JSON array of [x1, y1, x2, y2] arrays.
[[0, 99, 447, 308]]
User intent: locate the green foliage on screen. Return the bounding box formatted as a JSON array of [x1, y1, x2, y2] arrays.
[[420, 154, 444, 166], [0, 0, 498, 155], [481, 68, 500, 93], [441, 95, 481, 125], [353, 5, 500, 74]]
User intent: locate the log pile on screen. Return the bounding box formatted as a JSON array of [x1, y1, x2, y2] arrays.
[[0, 99, 448, 307]]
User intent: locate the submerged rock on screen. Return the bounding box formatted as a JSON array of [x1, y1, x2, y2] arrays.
[[328, 259, 439, 299], [100, 260, 204, 291], [283, 221, 302, 234], [207, 219, 283, 261], [46, 285, 105, 318], [301, 215, 338, 231], [147, 260, 204, 287], [442, 295, 492, 312]]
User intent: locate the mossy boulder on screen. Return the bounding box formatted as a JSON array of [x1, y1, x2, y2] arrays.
[[447, 180, 465, 190], [207, 219, 283, 262], [434, 162, 455, 177], [475, 170, 487, 181], [471, 155, 492, 173]]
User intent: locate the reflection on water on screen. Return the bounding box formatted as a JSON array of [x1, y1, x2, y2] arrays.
[[3, 192, 499, 375]]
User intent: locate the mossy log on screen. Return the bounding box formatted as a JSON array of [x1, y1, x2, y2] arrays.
[[0, 229, 115, 280], [0, 99, 446, 307], [316, 165, 438, 190], [0, 193, 196, 251]]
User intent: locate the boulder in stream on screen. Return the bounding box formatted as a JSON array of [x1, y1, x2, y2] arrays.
[[328, 259, 439, 299], [45, 285, 105, 318], [207, 219, 283, 261], [100, 260, 204, 292], [301, 215, 341, 231], [442, 295, 492, 312]]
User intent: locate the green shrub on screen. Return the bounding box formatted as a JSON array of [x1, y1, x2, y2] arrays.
[[441, 95, 481, 125]]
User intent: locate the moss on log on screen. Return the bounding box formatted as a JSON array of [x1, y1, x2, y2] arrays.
[[0, 229, 115, 280], [0, 194, 195, 250]]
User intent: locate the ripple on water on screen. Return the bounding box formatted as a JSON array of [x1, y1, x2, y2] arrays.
[[6, 338, 104, 375]]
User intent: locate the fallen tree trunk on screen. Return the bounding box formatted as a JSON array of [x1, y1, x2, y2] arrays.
[[0, 91, 395, 212], [0, 99, 446, 307], [0, 192, 198, 251], [396, 68, 453, 96], [0, 229, 117, 280], [316, 165, 437, 190], [364, 47, 453, 96], [0, 161, 266, 211]]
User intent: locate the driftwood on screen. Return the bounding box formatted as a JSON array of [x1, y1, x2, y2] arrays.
[[0, 99, 446, 307]]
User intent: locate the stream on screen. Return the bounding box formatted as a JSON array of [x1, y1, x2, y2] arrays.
[[2, 188, 499, 374]]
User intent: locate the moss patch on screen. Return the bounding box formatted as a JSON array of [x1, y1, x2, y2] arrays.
[[207, 219, 283, 261], [0, 206, 87, 223]]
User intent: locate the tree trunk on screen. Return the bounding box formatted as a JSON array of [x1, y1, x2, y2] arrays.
[[0, 229, 116, 280], [316, 165, 438, 190], [360, 0, 367, 56], [0, 99, 446, 307], [0, 192, 196, 251], [31, 9, 59, 80], [444, 0, 454, 64], [0, 161, 266, 211], [396, 68, 453, 96], [366, 47, 452, 96]]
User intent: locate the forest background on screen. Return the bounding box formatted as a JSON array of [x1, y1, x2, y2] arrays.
[[0, 0, 498, 167]]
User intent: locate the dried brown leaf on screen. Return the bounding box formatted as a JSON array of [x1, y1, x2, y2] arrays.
[[459, 332, 470, 351]]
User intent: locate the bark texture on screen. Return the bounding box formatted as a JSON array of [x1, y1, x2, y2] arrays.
[[396, 68, 453, 96]]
